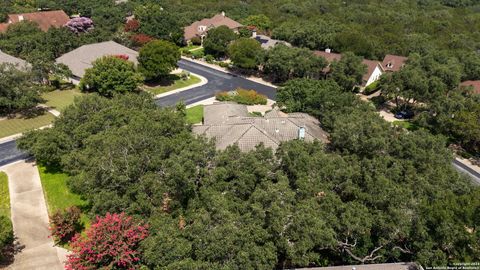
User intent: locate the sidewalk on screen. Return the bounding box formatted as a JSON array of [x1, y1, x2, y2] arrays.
[[181, 56, 278, 89], [1, 161, 66, 270]]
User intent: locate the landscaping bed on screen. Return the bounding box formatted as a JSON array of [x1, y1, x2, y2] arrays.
[[0, 173, 9, 218], [215, 88, 267, 105]]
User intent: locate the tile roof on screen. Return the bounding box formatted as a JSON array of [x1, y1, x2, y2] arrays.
[[184, 13, 242, 41], [293, 262, 419, 270], [382, 54, 408, 72], [193, 103, 329, 152], [460, 80, 480, 94], [0, 10, 70, 32], [0, 50, 30, 69], [55, 41, 138, 78]]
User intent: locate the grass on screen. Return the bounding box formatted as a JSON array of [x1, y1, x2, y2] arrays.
[[0, 172, 10, 218], [145, 74, 202, 95], [393, 120, 419, 131], [0, 112, 55, 138], [41, 89, 84, 111], [38, 166, 90, 229], [186, 105, 204, 124]]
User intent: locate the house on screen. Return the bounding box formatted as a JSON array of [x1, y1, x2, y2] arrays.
[[0, 10, 70, 33], [291, 262, 421, 270], [56, 41, 138, 85], [0, 50, 30, 70], [382, 54, 408, 72], [313, 49, 384, 87], [252, 30, 291, 49], [184, 12, 242, 42], [192, 102, 329, 152], [460, 80, 480, 95]]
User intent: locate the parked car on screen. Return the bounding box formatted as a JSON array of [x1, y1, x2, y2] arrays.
[[394, 110, 414, 119]]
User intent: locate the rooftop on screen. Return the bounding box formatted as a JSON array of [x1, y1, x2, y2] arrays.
[[460, 80, 480, 95], [55, 41, 138, 78], [382, 54, 408, 72], [0, 10, 70, 32], [184, 12, 242, 41], [254, 34, 292, 49], [292, 262, 419, 270], [0, 50, 30, 70], [193, 102, 329, 152]]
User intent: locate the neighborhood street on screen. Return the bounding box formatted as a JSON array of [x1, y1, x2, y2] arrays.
[[0, 59, 479, 185]]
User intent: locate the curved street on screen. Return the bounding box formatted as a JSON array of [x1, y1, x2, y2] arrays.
[[1, 59, 479, 184]]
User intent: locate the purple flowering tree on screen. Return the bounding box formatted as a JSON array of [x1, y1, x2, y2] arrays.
[[65, 17, 94, 34]]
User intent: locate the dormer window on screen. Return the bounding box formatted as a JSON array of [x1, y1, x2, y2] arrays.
[[386, 62, 393, 68], [198, 25, 207, 33]]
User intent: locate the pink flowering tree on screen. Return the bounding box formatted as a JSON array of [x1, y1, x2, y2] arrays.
[[65, 17, 94, 34], [66, 213, 149, 270]]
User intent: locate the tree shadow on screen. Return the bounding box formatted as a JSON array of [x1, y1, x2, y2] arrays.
[[0, 235, 25, 267], [144, 74, 179, 88]]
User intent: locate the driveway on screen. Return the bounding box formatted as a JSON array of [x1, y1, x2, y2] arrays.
[[0, 161, 64, 270]]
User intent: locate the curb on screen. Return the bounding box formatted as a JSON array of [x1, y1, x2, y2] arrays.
[[153, 72, 208, 99]]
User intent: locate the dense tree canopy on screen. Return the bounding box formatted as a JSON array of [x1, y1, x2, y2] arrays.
[[134, 3, 184, 44], [227, 38, 264, 70], [79, 56, 144, 97], [329, 52, 367, 91], [203, 25, 238, 58], [138, 40, 180, 80]]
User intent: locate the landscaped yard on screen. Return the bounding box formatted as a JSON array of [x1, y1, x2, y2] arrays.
[[145, 74, 201, 95], [393, 120, 418, 131], [0, 113, 55, 138], [186, 105, 204, 124], [38, 166, 90, 228], [41, 89, 84, 111], [0, 172, 10, 218]]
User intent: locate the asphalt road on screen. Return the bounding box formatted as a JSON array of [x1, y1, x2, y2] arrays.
[[155, 59, 276, 107], [1, 59, 479, 184]]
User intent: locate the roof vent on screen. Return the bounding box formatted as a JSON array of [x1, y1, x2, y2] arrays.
[[325, 48, 331, 53], [221, 11, 226, 17], [298, 127, 305, 140], [18, 15, 24, 21]]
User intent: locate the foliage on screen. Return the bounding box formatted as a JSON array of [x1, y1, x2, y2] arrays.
[[138, 40, 180, 80], [134, 3, 184, 44], [203, 25, 237, 58], [215, 88, 267, 105], [66, 212, 148, 270], [0, 173, 9, 218], [363, 80, 380, 95], [124, 19, 140, 33], [79, 56, 144, 97], [0, 216, 13, 261], [65, 17, 94, 34], [242, 14, 272, 32], [329, 52, 367, 91], [0, 63, 43, 115], [50, 206, 81, 243], [130, 33, 154, 47], [227, 38, 264, 70], [190, 36, 201, 46], [263, 44, 327, 82]]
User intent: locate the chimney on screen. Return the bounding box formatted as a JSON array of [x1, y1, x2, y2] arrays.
[[325, 48, 331, 53], [18, 15, 24, 21], [252, 29, 257, 38], [221, 11, 225, 17], [298, 127, 305, 140]]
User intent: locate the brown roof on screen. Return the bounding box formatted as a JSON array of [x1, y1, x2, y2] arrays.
[[382, 54, 408, 72], [460, 80, 480, 94], [193, 103, 329, 152], [313, 50, 342, 73], [184, 13, 242, 40], [362, 59, 383, 85], [0, 10, 69, 32]]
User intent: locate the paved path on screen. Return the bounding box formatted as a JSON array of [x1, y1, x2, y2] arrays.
[[0, 161, 64, 270]]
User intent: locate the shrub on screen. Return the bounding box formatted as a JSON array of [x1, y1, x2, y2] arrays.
[[363, 81, 380, 95], [215, 88, 267, 105], [190, 36, 201, 45], [124, 19, 140, 32], [205, 54, 215, 63], [218, 62, 230, 68], [66, 212, 148, 270], [65, 17, 94, 34], [190, 48, 204, 59], [0, 216, 13, 261], [49, 206, 81, 244], [130, 34, 154, 47]]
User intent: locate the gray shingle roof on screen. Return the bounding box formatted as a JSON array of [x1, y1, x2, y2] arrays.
[[55, 41, 138, 78], [0, 50, 29, 70], [292, 262, 419, 270], [193, 103, 329, 151]]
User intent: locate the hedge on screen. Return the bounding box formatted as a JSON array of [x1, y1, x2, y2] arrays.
[[216, 89, 267, 105]]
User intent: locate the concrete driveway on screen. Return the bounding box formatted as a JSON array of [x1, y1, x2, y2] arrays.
[[1, 161, 65, 270]]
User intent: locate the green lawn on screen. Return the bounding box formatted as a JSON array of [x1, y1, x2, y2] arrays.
[[146, 74, 202, 95], [0, 172, 10, 218], [41, 89, 84, 111], [186, 105, 204, 124], [393, 120, 418, 131], [38, 166, 90, 228], [0, 113, 55, 138]]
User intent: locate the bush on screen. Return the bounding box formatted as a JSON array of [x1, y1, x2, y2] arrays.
[[205, 54, 215, 63], [50, 206, 81, 244], [363, 81, 380, 95], [215, 88, 267, 105], [0, 216, 13, 261], [190, 37, 201, 45], [66, 212, 149, 270], [218, 62, 230, 68], [190, 48, 204, 59]]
